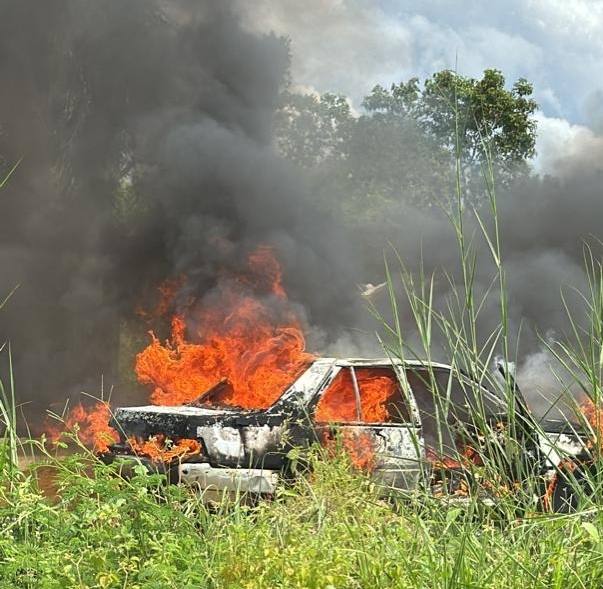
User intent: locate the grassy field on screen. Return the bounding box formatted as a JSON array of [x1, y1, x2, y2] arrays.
[[1, 441, 603, 589], [3, 155, 603, 588]]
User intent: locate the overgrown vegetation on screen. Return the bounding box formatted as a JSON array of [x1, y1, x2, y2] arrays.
[[2, 444, 603, 589]]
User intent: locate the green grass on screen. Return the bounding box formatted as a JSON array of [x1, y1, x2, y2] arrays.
[[0, 287, 21, 483], [1, 447, 603, 589], [0, 163, 22, 479]]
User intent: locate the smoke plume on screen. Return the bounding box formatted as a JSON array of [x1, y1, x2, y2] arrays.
[[0, 0, 362, 420], [2, 0, 603, 423]]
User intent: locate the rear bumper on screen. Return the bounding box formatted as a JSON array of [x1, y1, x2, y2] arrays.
[[178, 462, 279, 495], [103, 452, 279, 495]]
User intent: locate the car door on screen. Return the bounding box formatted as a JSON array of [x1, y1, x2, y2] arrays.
[[403, 365, 526, 497], [313, 362, 425, 491]]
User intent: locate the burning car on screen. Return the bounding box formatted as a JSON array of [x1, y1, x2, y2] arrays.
[[103, 356, 592, 511]]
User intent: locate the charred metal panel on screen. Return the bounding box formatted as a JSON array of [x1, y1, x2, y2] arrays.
[[272, 358, 338, 409], [111, 408, 186, 440], [196, 423, 288, 468], [338, 424, 425, 491], [240, 423, 286, 456], [110, 405, 240, 440], [197, 425, 244, 463]]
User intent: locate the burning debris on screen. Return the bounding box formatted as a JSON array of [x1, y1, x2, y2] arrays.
[[127, 435, 201, 464], [101, 354, 594, 511]]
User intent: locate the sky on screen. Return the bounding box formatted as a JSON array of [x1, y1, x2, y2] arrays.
[[237, 0, 603, 174]]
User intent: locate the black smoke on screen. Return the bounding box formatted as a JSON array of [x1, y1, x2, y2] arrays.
[[0, 0, 363, 421], [2, 0, 603, 424], [359, 164, 603, 414]]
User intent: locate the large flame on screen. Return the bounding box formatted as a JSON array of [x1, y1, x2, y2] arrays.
[[135, 245, 315, 409], [46, 245, 315, 447], [45, 401, 118, 454]]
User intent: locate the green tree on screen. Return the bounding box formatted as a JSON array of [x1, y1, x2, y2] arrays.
[[275, 69, 538, 219], [361, 77, 421, 117], [274, 82, 455, 214], [274, 91, 353, 168], [363, 69, 538, 179], [332, 109, 453, 213]]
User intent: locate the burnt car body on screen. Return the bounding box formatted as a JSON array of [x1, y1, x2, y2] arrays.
[[104, 358, 592, 509]]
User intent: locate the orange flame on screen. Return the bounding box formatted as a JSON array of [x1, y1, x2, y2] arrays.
[[580, 396, 603, 445], [45, 401, 118, 454], [321, 429, 378, 472], [127, 435, 201, 463], [135, 275, 187, 321], [343, 430, 377, 471], [135, 246, 316, 409], [315, 368, 399, 423]]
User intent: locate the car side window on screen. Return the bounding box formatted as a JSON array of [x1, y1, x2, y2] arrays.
[[405, 368, 503, 455], [315, 366, 411, 423], [404, 369, 458, 453]]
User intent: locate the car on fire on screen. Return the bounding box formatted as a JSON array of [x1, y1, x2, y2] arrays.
[[104, 357, 594, 511]]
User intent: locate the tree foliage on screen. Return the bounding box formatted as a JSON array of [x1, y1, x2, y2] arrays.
[[274, 91, 353, 168], [274, 69, 539, 214], [363, 69, 537, 171]]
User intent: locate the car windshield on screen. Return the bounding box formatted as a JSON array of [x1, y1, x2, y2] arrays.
[[188, 363, 312, 410]]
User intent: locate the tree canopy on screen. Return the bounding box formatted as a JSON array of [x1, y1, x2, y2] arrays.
[[274, 91, 353, 168], [274, 69, 539, 213], [363, 69, 538, 170]]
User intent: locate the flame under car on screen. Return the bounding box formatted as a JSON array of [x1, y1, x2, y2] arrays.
[[104, 358, 591, 509]]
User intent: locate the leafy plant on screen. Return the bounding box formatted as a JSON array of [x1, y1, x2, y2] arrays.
[[0, 340, 19, 482], [0, 162, 22, 482]]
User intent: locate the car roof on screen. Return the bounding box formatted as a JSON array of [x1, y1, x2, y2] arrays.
[[332, 357, 454, 371]]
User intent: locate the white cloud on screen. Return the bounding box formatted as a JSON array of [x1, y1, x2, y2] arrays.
[[397, 17, 545, 83], [236, 1, 562, 111], [533, 113, 603, 176], [237, 0, 603, 177], [236, 0, 412, 103], [525, 0, 603, 40], [537, 88, 564, 118]]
